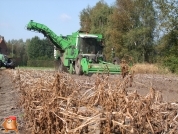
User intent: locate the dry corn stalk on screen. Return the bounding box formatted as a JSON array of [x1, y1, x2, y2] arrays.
[[11, 69, 178, 134]]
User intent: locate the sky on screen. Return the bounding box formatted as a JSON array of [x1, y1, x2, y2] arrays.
[[0, 0, 115, 42]]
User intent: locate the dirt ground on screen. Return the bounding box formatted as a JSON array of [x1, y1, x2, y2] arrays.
[[0, 69, 178, 133], [0, 69, 25, 134]]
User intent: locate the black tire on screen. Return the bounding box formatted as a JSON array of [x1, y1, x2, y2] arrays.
[[113, 57, 120, 65], [8, 58, 15, 69], [0, 61, 2, 68], [75, 57, 83, 75]]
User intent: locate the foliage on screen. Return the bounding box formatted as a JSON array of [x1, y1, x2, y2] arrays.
[[27, 36, 54, 60], [89, 0, 112, 35], [79, 0, 113, 60], [6, 39, 27, 66], [79, 6, 92, 32], [79, 0, 157, 63], [110, 0, 156, 62], [154, 0, 178, 33], [155, 0, 178, 73], [26, 36, 54, 67], [163, 56, 178, 74], [5, 36, 54, 67], [79, 0, 112, 35]]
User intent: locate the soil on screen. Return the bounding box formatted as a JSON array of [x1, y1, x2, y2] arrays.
[[0, 69, 178, 134], [0, 69, 25, 134]]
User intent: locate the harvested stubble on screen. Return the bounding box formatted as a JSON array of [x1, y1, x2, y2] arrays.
[[12, 69, 178, 134]]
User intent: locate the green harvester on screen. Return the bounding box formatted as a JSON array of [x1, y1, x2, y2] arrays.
[[26, 20, 124, 75]]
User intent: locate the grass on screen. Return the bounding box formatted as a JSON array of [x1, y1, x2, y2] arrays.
[[16, 64, 172, 75], [16, 66, 55, 71], [131, 63, 170, 74]]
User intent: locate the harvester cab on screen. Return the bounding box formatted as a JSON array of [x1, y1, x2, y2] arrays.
[[77, 34, 104, 62], [74, 32, 122, 75]]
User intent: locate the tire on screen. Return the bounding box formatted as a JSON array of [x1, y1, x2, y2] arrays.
[[8, 59, 15, 69], [113, 57, 120, 65], [75, 57, 83, 75], [0, 61, 2, 68]]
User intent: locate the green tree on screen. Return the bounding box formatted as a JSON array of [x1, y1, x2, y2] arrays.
[[104, 0, 134, 61], [79, 6, 92, 32], [79, 0, 113, 60], [80, 0, 157, 63], [79, 0, 111, 35], [41, 38, 54, 60], [27, 36, 54, 67], [155, 0, 178, 73], [89, 0, 112, 35], [115, 0, 156, 63], [6, 39, 27, 66], [27, 36, 54, 60]]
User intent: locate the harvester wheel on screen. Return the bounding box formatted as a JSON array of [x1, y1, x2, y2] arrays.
[[113, 57, 120, 65], [8, 58, 15, 69], [75, 58, 83, 75], [0, 61, 2, 68]]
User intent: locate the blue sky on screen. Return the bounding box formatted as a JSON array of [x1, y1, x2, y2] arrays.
[[0, 0, 115, 42]]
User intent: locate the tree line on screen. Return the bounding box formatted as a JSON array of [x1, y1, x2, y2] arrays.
[[6, 36, 54, 67], [5, 0, 178, 73]]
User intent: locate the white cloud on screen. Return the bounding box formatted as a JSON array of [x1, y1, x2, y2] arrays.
[[59, 13, 71, 21]]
